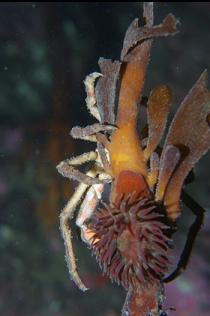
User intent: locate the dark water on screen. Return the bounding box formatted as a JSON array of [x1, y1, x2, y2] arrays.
[[0, 3, 210, 316]]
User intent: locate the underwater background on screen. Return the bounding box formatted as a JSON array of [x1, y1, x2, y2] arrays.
[[0, 3, 210, 316]]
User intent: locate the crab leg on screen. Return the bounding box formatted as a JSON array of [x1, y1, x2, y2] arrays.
[[57, 151, 107, 185], [60, 168, 100, 291], [76, 183, 105, 245], [84, 72, 103, 122]]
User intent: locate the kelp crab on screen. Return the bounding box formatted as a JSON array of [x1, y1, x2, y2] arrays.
[[57, 3, 210, 315]]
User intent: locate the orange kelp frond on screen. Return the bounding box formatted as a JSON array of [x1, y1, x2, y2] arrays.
[[105, 3, 179, 180], [144, 85, 172, 161], [156, 70, 210, 221], [88, 173, 171, 290], [121, 12, 178, 60], [116, 4, 178, 127]]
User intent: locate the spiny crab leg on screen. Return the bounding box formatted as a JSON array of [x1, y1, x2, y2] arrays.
[[70, 123, 116, 142], [76, 183, 105, 245], [60, 180, 90, 292], [57, 151, 108, 186], [84, 72, 103, 122]]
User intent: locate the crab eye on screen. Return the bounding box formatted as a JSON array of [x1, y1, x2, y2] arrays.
[[160, 311, 167, 316]]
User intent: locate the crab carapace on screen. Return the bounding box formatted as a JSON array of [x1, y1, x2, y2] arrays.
[[57, 2, 210, 315]]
